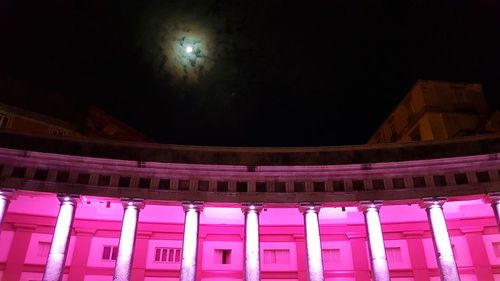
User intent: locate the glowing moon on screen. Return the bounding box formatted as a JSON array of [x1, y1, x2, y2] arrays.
[[186, 46, 193, 53]]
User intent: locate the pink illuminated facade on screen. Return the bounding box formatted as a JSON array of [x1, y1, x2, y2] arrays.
[[0, 131, 500, 281]]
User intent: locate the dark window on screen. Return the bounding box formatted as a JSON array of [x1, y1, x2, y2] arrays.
[[33, 169, 48, 181], [158, 179, 170, 190], [372, 179, 385, 190], [118, 177, 131, 188], [275, 182, 286, 192], [11, 167, 26, 178], [77, 173, 90, 184], [294, 182, 305, 192], [56, 171, 69, 183], [413, 176, 426, 188], [198, 180, 209, 191], [236, 182, 248, 192], [313, 182, 325, 192], [433, 175, 447, 186], [179, 180, 190, 191], [333, 180, 344, 192], [256, 182, 267, 192], [0, 114, 10, 128], [392, 178, 405, 189], [476, 171, 490, 183], [98, 175, 111, 186], [139, 178, 151, 189], [214, 249, 232, 264], [352, 180, 364, 191], [0, 165, 3, 175], [454, 173, 468, 185], [217, 181, 228, 192]]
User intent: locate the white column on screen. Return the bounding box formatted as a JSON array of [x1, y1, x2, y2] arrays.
[[43, 195, 79, 281], [300, 203, 324, 281], [421, 197, 461, 281], [180, 202, 203, 281], [242, 203, 262, 281], [113, 199, 144, 281], [359, 201, 390, 281], [0, 189, 13, 232], [487, 193, 500, 230]]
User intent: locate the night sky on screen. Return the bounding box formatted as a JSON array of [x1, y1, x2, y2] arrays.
[[1, 0, 500, 146]]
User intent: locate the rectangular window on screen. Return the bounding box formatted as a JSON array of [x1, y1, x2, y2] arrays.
[[263, 249, 290, 265], [198, 180, 209, 191], [37, 241, 51, 259], [385, 247, 402, 262], [275, 182, 286, 192], [322, 248, 341, 264], [77, 173, 90, 184], [294, 182, 305, 192], [154, 247, 181, 263], [179, 180, 190, 191], [102, 245, 119, 261], [256, 182, 267, 192], [158, 178, 171, 190], [492, 242, 500, 258], [214, 249, 232, 264], [313, 182, 325, 192], [0, 114, 10, 128], [236, 181, 248, 192]]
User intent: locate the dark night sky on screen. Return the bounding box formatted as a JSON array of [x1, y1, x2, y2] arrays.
[[1, 0, 499, 146]]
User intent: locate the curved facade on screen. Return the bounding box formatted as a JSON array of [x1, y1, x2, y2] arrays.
[[0, 131, 500, 281]]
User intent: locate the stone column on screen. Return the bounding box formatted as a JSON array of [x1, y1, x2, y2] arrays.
[[488, 193, 500, 230], [113, 199, 144, 281], [359, 201, 390, 281], [0, 188, 13, 232], [421, 197, 461, 281], [180, 202, 203, 281], [242, 203, 262, 281], [43, 195, 79, 281], [299, 203, 324, 281]]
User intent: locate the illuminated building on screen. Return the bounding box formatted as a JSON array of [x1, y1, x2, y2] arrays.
[[368, 80, 497, 144], [0, 130, 499, 281]]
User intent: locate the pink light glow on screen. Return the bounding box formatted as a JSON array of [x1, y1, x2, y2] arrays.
[[113, 202, 141, 281], [42, 197, 77, 281]]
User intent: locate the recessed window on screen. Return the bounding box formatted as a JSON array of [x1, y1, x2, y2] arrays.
[[118, 176, 131, 188], [37, 241, 51, 259], [352, 180, 365, 191], [217, 181, 228, 192], [313, 182, 325, 192], [56, 171, 70, 182], [77, 173, 90, 184], [139, 177, 151, 189], [413, 176, 426, 188], [433, 175, 447, 186], [322, 249, 341, 264], [492, 242, 500, 258], [454, 173, 468, 185], [159, 179, 171, 190], [294, 182, 305, 192], [236, 181, 248, 192], [386, 247, 402, 262], [98, 175, 111, 186], [102, 245, 118, 261], [392, 178, 405, 189], [372, 179, 385, 190], [476, 171, 490, 183], [11, 166, 26, 178], [155, 247, 181, 263], [179, 180, 190, 191], [263, 249, 290, 265], [198, 180, 209, 191], [214, 249, 231, 264], [33, 169, 48, 181], [275, 182, 286, 192], [256, 182, 267, 192], [333, 180, 344, 192]]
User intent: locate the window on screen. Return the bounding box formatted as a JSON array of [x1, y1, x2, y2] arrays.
[[313, 182, 325, 192], [33, 169, 48, 181], [454, 173, 468, 185], [275, 182, 286, 192], [372, 179, 385, 190], [118, 176, 131, 188], [333, 180, 344, 192], [198, 180, 209, 191], [236, 181, 248, 192], [413, 176, 426, 188], [179, 180, 190, 191], [77, 173, 90, 184], [263, 249, 290, 265], [56, 171, 69, 182], [492, 242, 500, 258], [11, 166, 26, 178], [139, 178, 151, 189], [154, 247, 181, 263], [294, 182, 305, 192], [385, 247, 402, 262], [352, 180, 364, 191], [98, 175, 111, 186], [214, 249, 231, 264], [433, 175, 447, 186], [217, 181, 228, 192], [102, 245, 118, 261], [0, 114, 11, 128], [476, 171, 490, 183], [159, 179, 171, 190], [256, 182, 267, 192], [322, 249, 341, 264], [392, 178, 405, 189], [37, 241, 51, 259]]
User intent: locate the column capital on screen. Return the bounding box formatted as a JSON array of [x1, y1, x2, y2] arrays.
[[57, 194, 81, 205], [486, 193, 500, 204], [420, 197, 447, 209], [0, 188, 15, 199], [299, 202, 321, 213], [241, 202, 263, 213], [358, 200, 383, 212], [182, 201, 204, 212], [121, 198, 145, 209]]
